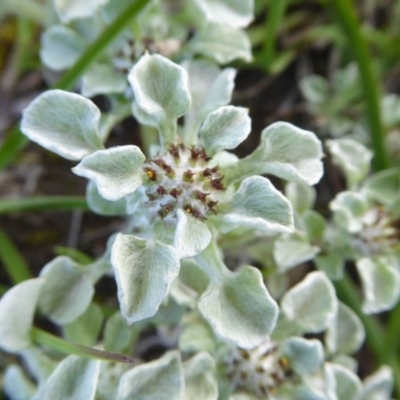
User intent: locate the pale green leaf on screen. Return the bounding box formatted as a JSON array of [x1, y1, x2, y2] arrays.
[[190, 23, 252, 64], [183, 352, 218, 400], [274, 233, 320, 272], [193, 0, 253, 28], [40, 355, 100, 400], [0, 278, 43, 353], [53, 0, 108, 23], [199, 265, 279, 348], [325, 302, 365, 355], [117, 351, 184, 400], [82, 63, 127, 97], [363, 366, 394, 400], [38, 256, 94, 325], [279, 337, 324, 376], [223, 176, 294, 234], [326, 363, 363, 400], [174, 209, 212, 259], [281, 271, 338, 333], [73, 145, 145, 201], [199, 106, 251, 156], [356, 257, 400, 314], [63, 303, 104, 346], [103, 311, 142, 354], [3, 365, 36, 400], [21, 90, 103, 161], [327, 138, 372, 189], [128, 53, 191, 145], [86, 181, 127, 216], [299, 75, 329, 105], [40, 25, 85, 70], [111, 234, 180, 323], [240, 122, 324, 186]]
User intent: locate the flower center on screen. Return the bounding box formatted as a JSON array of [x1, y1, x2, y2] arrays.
[[225, 341, 296, 398], [141, 144, 226, 221]]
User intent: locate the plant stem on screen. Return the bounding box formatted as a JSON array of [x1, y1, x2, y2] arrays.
[[0, 227, 32, 284], [0, 196, 88, 215], [334, 273, 400, 396], [0, 0, 148, 172], [331, 0, 390, 171], [31, 328, 134, 363]]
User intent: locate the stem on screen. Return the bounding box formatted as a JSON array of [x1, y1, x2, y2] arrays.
[[261, 0, 288, 72], [0, 196, 88, 214], [334, 273, 400, 396], [0, 0, 148, 171], [31, 328, 134, 363], [0, 227, 32, 284], [331, 0, 390, 171]]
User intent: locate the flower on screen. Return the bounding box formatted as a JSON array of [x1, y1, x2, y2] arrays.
[[21, 53, 323, 325]]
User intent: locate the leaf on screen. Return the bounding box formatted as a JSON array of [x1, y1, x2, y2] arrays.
[[63, 303, 104, 346], [356, 257, 400, 314], [299, 75, 329, 105], [81, 63, 127, 97], [362, 167, 400, 208], [53, 0, 108, 23], [103, 311, 142, 354], [198, 106, 251, 156], [279, 337, 324, 376], [192, 0, 253, 28], [40, 356, 100, 400], [329, 191, 369, 233], [199, 265, 279, 349], [327, 138, 372, 189], [190, 23, 252, 64], [40, 25, 85, 70], [363, 366, 394, 400], [273, 233, 320, 272], [174, 209, 212, 259], [226, 124, 322, 187], [223, 176, 294, 234], [111, 234, 180, 323], [86, 181, 127, 216], [3, 365, 36, 400], [38, 256, 94, 325], [21, 90, 103, 161], [117, 351, 184, 400], [183, 352, 218, 400], [325, 363, 363, 400], [73, 145, 145, 201], [281, 271, 338, 333], [0, 278, 43, 353], [181, 59, 236, 142], [325, 302, 365, 355], [240, 122, 324, 186], [128, 53, 191, 145]]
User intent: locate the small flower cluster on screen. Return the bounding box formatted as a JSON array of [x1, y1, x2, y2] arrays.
[[225, 341, 295, 398], [142, 144, 225, 222]]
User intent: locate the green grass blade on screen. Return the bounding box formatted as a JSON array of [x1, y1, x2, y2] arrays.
[[55, 0, 148, 91], [331, 0, 390, 171], [0, 196, 88, 215], [0, 227, 32, 284], [0, 127, 29, 171], [54, 246, 94, 265], [261, 0, 288, 72], [31, 328, 134, 363]]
